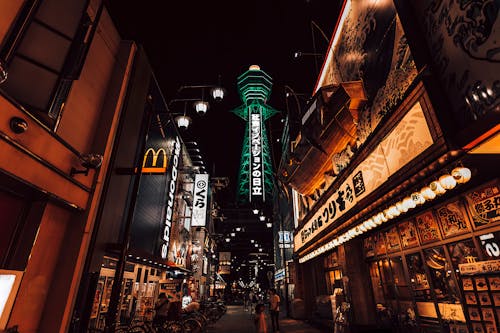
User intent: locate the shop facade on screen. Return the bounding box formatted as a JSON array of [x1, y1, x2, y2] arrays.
[[282, 1, 499, 332]]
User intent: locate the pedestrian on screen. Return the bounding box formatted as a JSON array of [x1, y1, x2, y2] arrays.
[[254, 303, 268, 333], [268, 288, 280, 333]]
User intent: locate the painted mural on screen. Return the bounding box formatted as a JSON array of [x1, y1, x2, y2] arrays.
[[413, 0, 500, 127], [323, 0, 418, 146]]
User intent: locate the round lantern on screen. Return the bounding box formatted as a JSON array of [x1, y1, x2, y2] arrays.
[[403, 196, 417, 210], [411, 192, 426, 205], [378, 212, 388, 223], [430, 181, 446, 195], [439, 174, 457, 190], [452, 167, 471, 184], [388, 205, 401, 217], [421, 186, 436, 200], [396, 201, 409, 213]]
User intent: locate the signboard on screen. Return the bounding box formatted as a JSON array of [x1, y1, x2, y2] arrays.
[[250, 110, 264, 202], [192, 173, 209, 227], [294, 102, 434, 251], [275, 269, 285, 281], [459, 259, 500, 275], [161, 136, 181, 259], [278, 231, 292, 248]]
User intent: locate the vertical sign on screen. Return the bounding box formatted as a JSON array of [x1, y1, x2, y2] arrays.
[[192, 173, 209, 227], [161, 136, 181, 259], [250, 107, 264, 202]]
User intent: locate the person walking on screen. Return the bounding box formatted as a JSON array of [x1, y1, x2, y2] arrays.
[[254, 303, 268, 333], [268, 288, 280, 333]]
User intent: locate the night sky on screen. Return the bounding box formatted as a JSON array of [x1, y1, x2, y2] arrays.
[[106, 0, 340, 203]]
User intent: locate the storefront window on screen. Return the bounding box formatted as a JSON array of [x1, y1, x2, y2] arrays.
[[390, 256, 412, 302], [369, 261, 385, 305], [447, 239, 479, 271], [406, 252, 432, 301], [423, 247, 460, 302]]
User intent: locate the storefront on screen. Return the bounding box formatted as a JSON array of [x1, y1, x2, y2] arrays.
[[363, 179, 499, 332]]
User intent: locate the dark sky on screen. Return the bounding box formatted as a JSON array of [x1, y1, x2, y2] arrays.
[[106, 0, 340, 202]]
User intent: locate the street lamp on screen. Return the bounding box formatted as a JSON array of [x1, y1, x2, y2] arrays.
[[169, 82, 226, 130]]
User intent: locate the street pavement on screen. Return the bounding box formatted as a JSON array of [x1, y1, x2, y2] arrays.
[[206, 305, 325, 333]]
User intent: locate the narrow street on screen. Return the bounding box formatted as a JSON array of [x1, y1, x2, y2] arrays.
[[207, 306, 323, 333]]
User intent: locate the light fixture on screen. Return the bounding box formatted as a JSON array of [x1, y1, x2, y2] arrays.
[[211, 86, 225, 101], [259, 215, 266, 222], [430, 180, 446, 195], [439, 173, 457, 190], [175, 114, 191, 130], [230, 232, 236, 237], [452, 167, 471, 184], [235, 227, 241, 232], [194, 100, 209, 115], [252, 209, 259, 215], [251, 240, 255, 243], [225, 238, 230, 242], [266, 222, 272, 228]]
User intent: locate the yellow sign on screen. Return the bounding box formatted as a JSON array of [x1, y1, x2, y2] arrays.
[[138, 148, 167, 173]]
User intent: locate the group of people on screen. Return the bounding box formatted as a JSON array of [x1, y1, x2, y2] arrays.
[[253, 288, 281, 333]]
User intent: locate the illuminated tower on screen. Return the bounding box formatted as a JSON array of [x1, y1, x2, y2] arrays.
[[232, 65, 279, 204]]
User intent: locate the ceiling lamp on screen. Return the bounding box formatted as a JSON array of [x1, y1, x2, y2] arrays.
[[252, 209, 259, 215], [266, 222, 272, 228], [259, 215, 266, 222], [193, 100, 209, 115], [211, 86, 225, 101], [175, 115, 191, 130]]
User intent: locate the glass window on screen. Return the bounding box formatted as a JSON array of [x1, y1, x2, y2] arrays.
[[423, 247, 460, 302], [406, 252, 432, 301], [390, 256, 412, 301], [447, 239, 480, 271], [369, 261, 385, 305]]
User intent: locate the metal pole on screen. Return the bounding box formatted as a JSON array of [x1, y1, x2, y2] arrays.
[[105, 102, 153, 332]]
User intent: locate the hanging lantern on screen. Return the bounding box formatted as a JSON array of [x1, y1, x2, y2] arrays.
[[421, 186, 436, 200], [380, 212, 389, 222], [411, 192, 426, 205], [175, 115, 191, 130], [384, 208, 394, 220], [388, 205, 400, 217], [193, 100, 209, 115], [373, 214, 382, 225], [452, 167, 471, 184], [403, 196, 417, 210], [396, 201, 409, 213], [360, 224, 367, 232], [430, 180, 446, 195], [439, 174, 457, 190]]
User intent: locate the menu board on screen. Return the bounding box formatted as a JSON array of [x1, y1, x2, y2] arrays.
[[465, 180, 500, 229], [415, 211, 441, 244], [435, 200, 471, 238]]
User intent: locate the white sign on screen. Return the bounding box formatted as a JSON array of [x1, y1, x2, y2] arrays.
[[250, 111, 264, 201], [161, 136, 181, 259], [192, 173, 209, 227], [459, 259, 500, 275]]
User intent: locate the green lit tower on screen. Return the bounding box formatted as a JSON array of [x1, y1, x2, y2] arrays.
[[232, 65, 279, 204]]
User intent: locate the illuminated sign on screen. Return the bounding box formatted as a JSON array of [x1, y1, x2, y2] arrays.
[[250, 111, 264, 201], [161, 136, 181, 259], [141, 148, 167, 173], [294, 102, 433, 251], [192, 173, 209, 227]]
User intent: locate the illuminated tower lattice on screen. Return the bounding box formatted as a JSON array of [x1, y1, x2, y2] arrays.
[[232, 65, 279, 204]]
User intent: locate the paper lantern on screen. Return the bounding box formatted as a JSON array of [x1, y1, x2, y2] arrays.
[[411, 192, 426, 205], [421, 186, 436, 200], [439, 174, 457, 190], [396, 201, 409, 213], [452, 167, 471, 184], [403, 196, 417, 210], [430, 181, 446, 195]]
